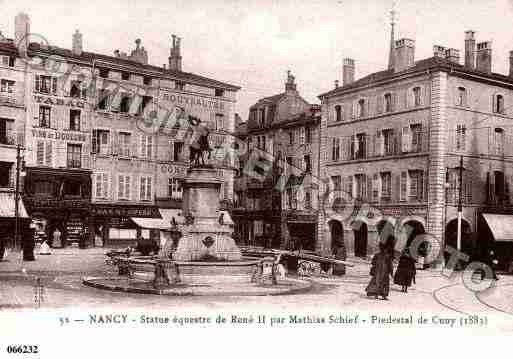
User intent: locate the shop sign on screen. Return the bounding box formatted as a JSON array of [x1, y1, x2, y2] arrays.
[[161, 91, 224, 111], [160, 164, 187, 176], [26, 197, 90, 210], [31, 128, 87, 142], [34, 95, 85, 108], [92, 205, 159, 218]]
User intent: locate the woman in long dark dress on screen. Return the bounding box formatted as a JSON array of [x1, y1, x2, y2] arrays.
[[393, 248, 416, 292], [366, 242, 394, 300]]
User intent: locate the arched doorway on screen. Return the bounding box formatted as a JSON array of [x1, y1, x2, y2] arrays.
[[403, 220, 426, 257], [352, 220, 368, 258], [376, 219, 396, 254], [445, 218, 472, 263], [329, 220, 344, 254]]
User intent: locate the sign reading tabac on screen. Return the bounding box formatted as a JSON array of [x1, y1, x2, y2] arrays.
[[161, 91, 224, 111]]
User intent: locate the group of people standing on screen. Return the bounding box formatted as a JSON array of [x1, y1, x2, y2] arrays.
[[365, 242, 417, 300]]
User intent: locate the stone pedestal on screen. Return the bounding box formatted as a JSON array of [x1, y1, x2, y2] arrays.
[[153, 260, 181, 289], [173, 166, 242, 261]]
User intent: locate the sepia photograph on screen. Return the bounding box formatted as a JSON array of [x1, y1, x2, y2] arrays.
[[0, 0, 512, 356]]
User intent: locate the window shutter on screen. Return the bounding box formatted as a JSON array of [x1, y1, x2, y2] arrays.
[[94, 173, 101, 198], [52, 77, 57, 94], [347, 175, 353, 197], [391, 92, 397, 112], [366, 175, 372, 201], [111, 132, 119, 155], [36, 141, 44, 165], [45, 141, 52, 166], [148, 178, 152, 200], [402, 126, 412, 153], [400, 171, 408, 201], [140, 177, 146, 200], [118, 175, 124, 199], [352, 134, 358, 158], [372, 174, 379, 201], [394, 173, 401, 202], [492, 94, 497, 113], [35, 75, 40, 92], [141, 135, 146, 158], [147, 136, 153, 158], [91, 130, 97, 154], [125, 176, 131, 200]]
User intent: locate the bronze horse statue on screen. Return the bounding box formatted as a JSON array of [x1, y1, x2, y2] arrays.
[[189, 130, 212, 166]]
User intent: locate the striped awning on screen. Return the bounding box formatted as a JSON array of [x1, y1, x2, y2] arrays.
[[0, 191, 29, 219], [482, 213, 513, 242]]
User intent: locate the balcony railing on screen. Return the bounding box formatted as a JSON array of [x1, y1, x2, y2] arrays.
[[0, 95, 18, 106], [330, 130, 428, 163], [0, 131, 17, 146]]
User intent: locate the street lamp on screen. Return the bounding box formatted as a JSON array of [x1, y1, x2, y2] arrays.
[[454, 156, 466, 252]]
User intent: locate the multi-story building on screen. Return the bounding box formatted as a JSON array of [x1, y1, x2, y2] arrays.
[[318, 24, 513, 267], [0, 13, 239, 247], [233, 72, 321, 250]]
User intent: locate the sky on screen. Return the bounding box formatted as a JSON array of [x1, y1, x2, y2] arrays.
[[1, 0, 513, 121]]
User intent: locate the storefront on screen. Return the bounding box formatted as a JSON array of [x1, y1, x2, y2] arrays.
[[23, 167, 92, 247], [0, 189, 31, 250]]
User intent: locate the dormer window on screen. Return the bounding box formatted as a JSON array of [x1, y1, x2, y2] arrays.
[[457, 87, 467, 106], [121, 72, 130, 81], [358, 99, 366, 118], [215, 88, 224, 97], [494, 94, 505, 114], [384, 93, 392, 112], [143, 76, 152, 86], [99, 68, 109, 79], [175, 81, 185, 91], [413, 87, 422, 107]]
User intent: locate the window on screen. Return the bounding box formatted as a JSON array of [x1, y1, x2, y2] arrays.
[[98, 89, 110, 110], [119, 94, 131, 113], [143, 76, 152, 86], [66, 144, 82, 168], [0, 162, 11, 187], [380, 172, 391, 200], [384, 93, 392, 112], [259, 108, 265, 126], [121, 72, 130, 81], [0, 79, 15, 95], [0, 118, 14, 145], [413, 87, 422, 107], [173, 141, 184, 162], [400, 171, 408, 201], [354, 174, 366, 200], [494, 94, 505, 114], [118, 175, 131, 200], [69, 109, 81, 131], [140, 135, 153, 158], [175, 81, 185, 91], [215, 114, 224, 131], [95, 173, 109, 199], [299, 127, 305, 145], [92, 129, 110, 154], [494, 171, 506, 202], [36, 140, 52, 166], [455, 124, 466, 151], [305, 126, 312, 144], [99, 68, 109, 79], [69, 80, 87, 99], [119, 132, 131, 157], [409, 170, 424, 200], [331, 175, 342, 193], [288, 131, 294, 145], [0, 55, 15, 67], [63, 180, 81, 197], [383, 129, 394, 156], [494, 128, 504, 156], [168, 178, 183, 199], [354, 133, 366, 159], [215, 88, 224, 97], [35, 75, 57, 94], [38, 106, 51, 128], [34, 181, 55, 196], [410, 124, 423, 153], [139, 96, 152, 115], [457, 87, 467, 106], [335, 105, 342, 122], [332, 138, 340, 161], [358, 99, 366, 118], [140, 176, 153, 201], [304, 155, 311, 172]]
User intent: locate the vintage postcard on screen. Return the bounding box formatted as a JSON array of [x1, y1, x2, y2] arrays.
[[1, 0, 512, 356]]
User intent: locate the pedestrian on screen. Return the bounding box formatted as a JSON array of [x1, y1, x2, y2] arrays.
[[481, 249, 499, 281], [366, 241, 394, 300], [393, 248, 416, 293]]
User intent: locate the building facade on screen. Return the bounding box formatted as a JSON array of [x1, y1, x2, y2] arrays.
[[233, 72, 321, 251], [0, 13, 239, 247], [318, 28, 513, 267]]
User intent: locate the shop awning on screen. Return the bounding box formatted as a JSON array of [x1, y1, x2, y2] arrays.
[[159, 209, 185, 225], [0, 191, 29, 219], [130, 217, 170, 230], [220, 210, 234, 225], [482, 214, 513, 242]]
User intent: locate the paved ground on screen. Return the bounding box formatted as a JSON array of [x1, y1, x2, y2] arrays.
[[1, 246, 512, 331]]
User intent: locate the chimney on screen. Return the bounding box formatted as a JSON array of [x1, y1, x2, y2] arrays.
[[342, 58, 355, 86], [476, 41, 492, 73], [433, 45, 447, 58], [509, 51, 513, 77], [14, 12, 30, 56], [394, 38, 415, 72], [168, 34, 182, 71], [72, 29, 83, 56], [285, 70, 297, 93], [464, 30, 476, 69], [445, 48, 460, 64], [129, 38, 148, 64], [334, 80, 339, 89], [114, 49, 120, 57]]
